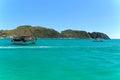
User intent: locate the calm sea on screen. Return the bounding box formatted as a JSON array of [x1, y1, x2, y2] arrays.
[[0, 39, 120, 80]]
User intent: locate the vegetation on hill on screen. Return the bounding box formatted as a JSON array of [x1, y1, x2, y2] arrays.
[[61, 29, 91, 39], [0, 25, 110, 39]]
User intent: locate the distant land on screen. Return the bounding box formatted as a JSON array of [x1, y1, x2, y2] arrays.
[[0, 25, 110, 39]]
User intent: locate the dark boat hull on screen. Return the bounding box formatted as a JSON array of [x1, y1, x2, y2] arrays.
[[12, 40, 35, 44]]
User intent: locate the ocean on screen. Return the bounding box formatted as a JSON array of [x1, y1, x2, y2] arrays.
[[0, 39, 120, 80]]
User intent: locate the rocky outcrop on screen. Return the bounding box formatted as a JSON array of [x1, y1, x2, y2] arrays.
[[88, 32, 110, 39]]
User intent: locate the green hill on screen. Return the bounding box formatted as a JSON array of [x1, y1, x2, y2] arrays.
[[1, 25, 61, 38]]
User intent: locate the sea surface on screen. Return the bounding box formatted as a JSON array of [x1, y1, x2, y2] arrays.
[[0, 39, 120, 80]]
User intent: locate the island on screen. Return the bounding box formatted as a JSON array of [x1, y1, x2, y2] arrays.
[[0, 25, 110, 39]]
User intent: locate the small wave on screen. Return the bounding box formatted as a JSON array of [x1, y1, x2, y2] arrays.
[[0, 46, 81, 49]]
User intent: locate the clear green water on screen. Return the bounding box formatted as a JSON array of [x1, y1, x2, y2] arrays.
[[0, 39, 120, 80]]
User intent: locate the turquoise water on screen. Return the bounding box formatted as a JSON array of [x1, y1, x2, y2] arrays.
[[0, 39, 120, 80]]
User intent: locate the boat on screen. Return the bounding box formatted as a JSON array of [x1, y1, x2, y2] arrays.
[[92, 38, 103, 42], [11, 36, 36, 44]]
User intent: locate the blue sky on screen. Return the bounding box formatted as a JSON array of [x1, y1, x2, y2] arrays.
[[0, 0, 120, 38]]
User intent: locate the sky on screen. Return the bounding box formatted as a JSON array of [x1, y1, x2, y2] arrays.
[[0, 0, 120, 38]]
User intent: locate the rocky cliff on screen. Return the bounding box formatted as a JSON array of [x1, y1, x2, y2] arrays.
[[88, 32, 110, 39]]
